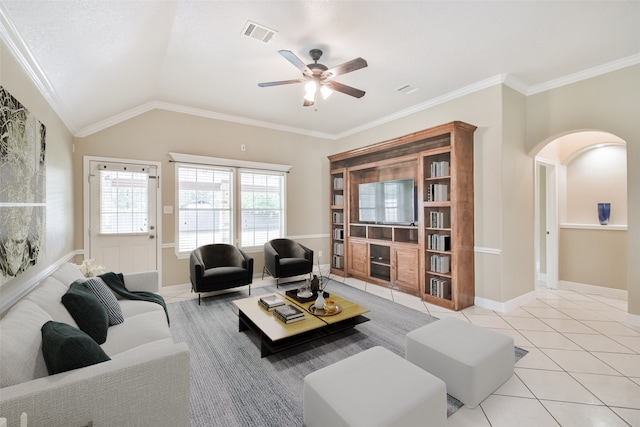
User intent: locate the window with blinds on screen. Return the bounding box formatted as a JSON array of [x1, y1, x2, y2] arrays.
[[240, 170, 284, 247], [177, 166, 233, 253], [174, 163, 286, 255], [99, 169, 149, 234]]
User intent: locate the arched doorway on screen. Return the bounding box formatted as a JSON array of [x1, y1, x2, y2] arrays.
[[532, 130, 627, 292]]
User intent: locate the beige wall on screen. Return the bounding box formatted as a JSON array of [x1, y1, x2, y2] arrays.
[[526, 64, 640, 315], [500, 86, 534, 302], [73, 109, 334, 287], [559, 144, 627, 289], [0, 40, 76, 309], [566, 145, 627, 224], [560, 228, 627, 290]]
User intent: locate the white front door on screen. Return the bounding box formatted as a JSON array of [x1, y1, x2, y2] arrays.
[[88, 160, 158, 273]]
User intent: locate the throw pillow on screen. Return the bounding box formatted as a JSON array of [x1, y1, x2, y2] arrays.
[[82, 277, 124, 325], [41, 321, 111, 375], [61, 281, 109, 344]]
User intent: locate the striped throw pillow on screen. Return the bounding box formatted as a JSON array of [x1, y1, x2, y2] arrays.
[[83, 277, 124, 325]]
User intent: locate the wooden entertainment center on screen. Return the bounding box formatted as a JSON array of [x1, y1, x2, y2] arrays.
[[328, 121, 476, 310]]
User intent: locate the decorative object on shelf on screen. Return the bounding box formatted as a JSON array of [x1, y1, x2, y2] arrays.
[[73, 258, 106, 278], [598, 202, 611, 225]]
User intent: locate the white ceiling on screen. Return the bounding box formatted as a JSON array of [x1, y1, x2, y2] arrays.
[[1, 1, 639, 139]]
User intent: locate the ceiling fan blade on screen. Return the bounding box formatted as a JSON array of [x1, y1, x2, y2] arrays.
[[258, 79, 306, 87], [279, 50, 312, 75], [323, 57, 368, 78], [325, 81, 366, 98]]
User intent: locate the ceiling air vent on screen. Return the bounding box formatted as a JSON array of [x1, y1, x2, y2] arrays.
[[396, 84, 419, 95], [242, 21, 277, 43]]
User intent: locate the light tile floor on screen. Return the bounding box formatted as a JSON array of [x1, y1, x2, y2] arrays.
[[160, 277, 640, 426]]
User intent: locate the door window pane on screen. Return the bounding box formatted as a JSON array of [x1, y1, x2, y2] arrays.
[[99, 170, 148, 234]]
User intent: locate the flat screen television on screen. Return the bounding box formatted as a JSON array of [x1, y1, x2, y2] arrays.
[[358, 178, 416, 225]]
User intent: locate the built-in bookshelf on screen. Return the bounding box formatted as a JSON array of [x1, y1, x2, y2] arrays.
[[330, 168, 346, 274], [328, 121, 476, 310], [422, 129, 475, 310]]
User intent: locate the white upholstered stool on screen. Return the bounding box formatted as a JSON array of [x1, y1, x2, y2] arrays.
[[406, 317, 515, 408], [303, 346, 447, 427]]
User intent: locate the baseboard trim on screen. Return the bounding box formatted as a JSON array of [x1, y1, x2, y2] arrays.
[[558, 280, 628, 299], [628, 313, 640, 328], [475, 291, 537, 313], [0, 250, 82, 315]]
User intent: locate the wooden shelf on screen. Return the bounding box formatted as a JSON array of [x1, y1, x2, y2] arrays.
[[328, 121, 476, 308]]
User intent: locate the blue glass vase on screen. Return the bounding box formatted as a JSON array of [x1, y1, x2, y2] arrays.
[[598, 203, 611, 225]]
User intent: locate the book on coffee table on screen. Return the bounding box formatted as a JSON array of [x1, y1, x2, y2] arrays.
[[258, 294, 286, 311], [274, 304, 305, 324]]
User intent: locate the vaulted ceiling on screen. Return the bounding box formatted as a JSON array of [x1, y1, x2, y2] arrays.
[[1, 1, 639, 139]]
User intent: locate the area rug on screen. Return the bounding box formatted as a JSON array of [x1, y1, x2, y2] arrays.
[[166, 280, 527, 426]]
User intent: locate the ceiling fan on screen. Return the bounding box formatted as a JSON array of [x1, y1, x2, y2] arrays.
[[258, 49, 368, 107]]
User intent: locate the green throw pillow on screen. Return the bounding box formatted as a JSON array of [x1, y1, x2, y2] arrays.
[[61, 281, 109, 344], [41, 321, 111, 375]]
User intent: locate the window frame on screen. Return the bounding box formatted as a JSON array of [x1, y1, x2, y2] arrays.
[[172, 155, 289, 258], [238, 168, 287, 251]]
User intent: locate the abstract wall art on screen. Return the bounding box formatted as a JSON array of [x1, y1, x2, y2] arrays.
[[0, 86, 46, 286]]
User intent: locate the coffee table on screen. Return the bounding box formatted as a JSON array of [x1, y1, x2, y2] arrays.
[[232, 292, 370, 357]]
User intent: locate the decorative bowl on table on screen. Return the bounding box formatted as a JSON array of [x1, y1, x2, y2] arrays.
[[323, 300, 337, 314]]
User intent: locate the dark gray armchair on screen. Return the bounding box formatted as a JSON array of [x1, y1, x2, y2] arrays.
[[262, 238, 313, 286], [190, 243, 253, 305]]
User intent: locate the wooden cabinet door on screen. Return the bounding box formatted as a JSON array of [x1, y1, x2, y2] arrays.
[[348, 240, 368, 277], [392, 246, 420, 293]]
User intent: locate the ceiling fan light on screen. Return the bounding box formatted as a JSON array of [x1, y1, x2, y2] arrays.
[[304, 80, 317, 102], [320, 85, 333, 100]]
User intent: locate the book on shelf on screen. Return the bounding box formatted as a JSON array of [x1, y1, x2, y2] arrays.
[[428, 211, 449, 228], [333, 194, 344, 206], [332, 255, 344, 269], [274, 304, 305, 324], [429, 277, 451, 299], [430, 254, 450, 274], [333, 242, 344, 255], [333, 176, 344, 190], [427, 234, 451, 251], [430, 161, 450, 178], [258, 294, 285, 311], [332, 211, 344, 224], [426, 183, 448, 202], [333, 227, 344, 239]]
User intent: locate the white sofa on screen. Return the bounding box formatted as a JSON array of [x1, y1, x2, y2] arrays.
[[0, 263, 190, 427]]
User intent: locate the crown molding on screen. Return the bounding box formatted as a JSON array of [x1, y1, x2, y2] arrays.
[[527, 53, 640, 95], [75, 101, 337, 140]]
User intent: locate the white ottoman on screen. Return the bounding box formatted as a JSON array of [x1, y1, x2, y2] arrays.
[[406, 317, 515, 408], [303, 346, 446, 427]]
